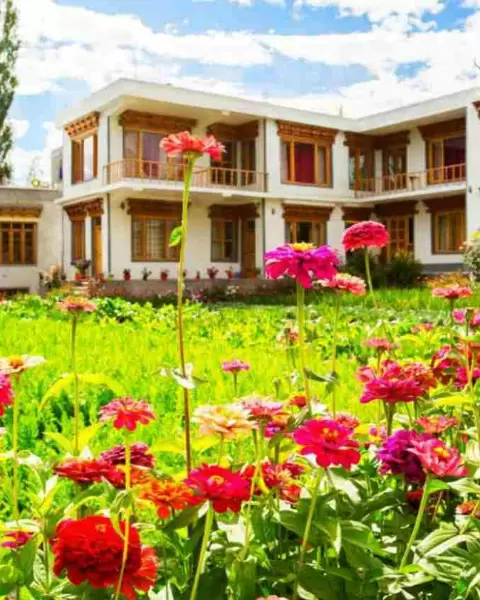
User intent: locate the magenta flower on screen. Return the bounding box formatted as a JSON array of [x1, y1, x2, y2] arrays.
[[410, 438, 468, 478], [432, 286, 472, 300], [99, 397, 155, 431], [453, 309, 480, 328], [342, 221, 389, 251], [0, 372, 13, 417], [1, 531, 33, 549], [222, 359, 250, 374], [362, 338, 395, 353], [101, 443, 154, 468], [378, 430, 428, 483], [264, 243, 339, 289]]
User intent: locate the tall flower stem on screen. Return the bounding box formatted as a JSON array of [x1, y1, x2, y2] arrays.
[[190, 504, 214, 600], [399, 475, 431, 569], [296, 282, 311, 409], [71, 314, 80, 456], [240, 428, 263, 561], [12, 380, 19, 521], [364, 248, 391, 341], [330, 294, 341, 417], [115, 438, 132, 600], [292, 468, 324, 600], [177, 159, 195, 473]]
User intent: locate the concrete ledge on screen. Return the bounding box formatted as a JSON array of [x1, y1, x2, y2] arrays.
[[423, 263, 464, 274]]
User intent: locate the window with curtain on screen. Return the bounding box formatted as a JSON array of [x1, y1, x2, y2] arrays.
[[426, 136, 466, 183], [285, 220, 326, 246], [0, 222, 37, 265], [240, 139, 256, 186], [71, 220, 85, 262], [211, 219, 238, 261], [281, 139, 331, 186], [131, 216, 180, 261], [123, 130, 182, 180], [433, 210, 465, 254], [349, 147, 374, 191], [72, 134, 98, 184]]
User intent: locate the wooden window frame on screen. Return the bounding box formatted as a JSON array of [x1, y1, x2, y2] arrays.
[[281, 137, 332, 187], [380, 216, 414, 262], [425, 134, 466, 184], [122, 129, 183, 179], [211, 218, 239, 262], [285, 219, 327, 246], [0, 222, 38, 266], [72, 132, 98, 184], [349, 147, 374, 191], [131, 215, 180, 262], [71, 219, 86, 262], [432, 209, 465, 255]]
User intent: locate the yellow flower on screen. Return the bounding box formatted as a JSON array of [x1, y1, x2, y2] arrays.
[[193, 403, 255, 440]]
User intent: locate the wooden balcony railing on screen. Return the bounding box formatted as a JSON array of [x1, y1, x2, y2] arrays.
[[103, 159, 268, 192], [354, 163, 466, 198]]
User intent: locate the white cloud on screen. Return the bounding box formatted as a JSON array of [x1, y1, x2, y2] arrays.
[[10, 119, 29, 141], [230, 0, 284, 4], [11, 121, 61, 184], [293, 0, 445, 21]]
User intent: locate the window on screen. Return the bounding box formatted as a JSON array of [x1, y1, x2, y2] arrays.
[[381, 216, 414, 262], [131, 217, 180, 261], [433, 210, 465, 254], [281, 139, 331, 186], [349, 147, 374, 191], [71, 220, 85, 262], [285, 220, 326, 246], [0, 222, 37, 265], [211, 219, 238, 262], [72, 134, 98, 184], [383, 147, 407, 191], [241, 139, 256, 186], [123, 130, 182, 180], [426, 136, 466, 183], [211, 141, 238, 186]]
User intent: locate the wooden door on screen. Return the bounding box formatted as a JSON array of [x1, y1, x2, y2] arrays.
[[91, 216, 103, 276], [241, 219, 256, 277], [382, 216, 413, 261]]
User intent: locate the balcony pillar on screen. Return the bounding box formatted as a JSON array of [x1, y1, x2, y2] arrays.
[[467, 103, 480, 237], [327, 205, 345, 258], [414, 201, 431, 264]]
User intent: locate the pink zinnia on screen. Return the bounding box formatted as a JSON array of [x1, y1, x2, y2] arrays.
[[363, 338, 395, 353], [0, 372, 13, 417], [242, 395, 288, 423], [411, 322, 435, 334], [293, 419, 360, 470], [264, 243, 339, 289], [57, 296, 97, 313], [160, 131, 225, 161], [99, 397, 155, 431], [452, 309, 480, 328], [432, 286, 472, 300], [319, 273, 366, 296], [1, 530, 33, 549], [185, 464, 250, 513], [416, 416, 458, 435], [342, 221, 389, 251], [222, 359, 250, 374], [333, 412, 360, 431], [410, 438, 468, 478]]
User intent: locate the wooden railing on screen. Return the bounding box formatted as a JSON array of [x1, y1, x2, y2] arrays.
[[354, 163, 466, 198], [103, 159, 268, 192]]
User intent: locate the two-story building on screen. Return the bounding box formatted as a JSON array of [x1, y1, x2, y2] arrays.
[[55, 78, 480, 280]]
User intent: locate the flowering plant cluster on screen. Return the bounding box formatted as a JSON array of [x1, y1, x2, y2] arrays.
[[3, 141, 480, 600]]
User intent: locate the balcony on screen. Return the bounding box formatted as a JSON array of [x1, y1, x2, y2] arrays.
[[354, 163, 466, 199], [103, 159, 268, 193]]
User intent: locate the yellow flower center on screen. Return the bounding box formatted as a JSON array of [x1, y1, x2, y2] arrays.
[[323, 428, 339, 441], [95, 524, 107, 533], [290, 242, 314, 252], [434, 447, 450, 459], [208, 475, 225, 486], [8, 356, 24, 369]]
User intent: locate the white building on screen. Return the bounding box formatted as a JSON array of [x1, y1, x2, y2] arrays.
[[24, 79, 480, 283]]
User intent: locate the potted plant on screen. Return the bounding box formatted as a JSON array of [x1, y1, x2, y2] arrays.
[[160, 269, 169, 281], [207, 266, 219, 280], [123, 268, 131, 281], [225, 266, 234, 280], [142, 268, 152, 281], [72, 259, 91, 281], [195, 270, 201, 281]]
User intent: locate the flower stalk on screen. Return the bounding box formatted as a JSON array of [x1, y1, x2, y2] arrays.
[[296, 282, 311, 409], [399, 475, 431, 569], [115, 438, 132, 600], [190, 504, 214, 600], [330, 294, 341, 417], [71, 314, 80, 456]]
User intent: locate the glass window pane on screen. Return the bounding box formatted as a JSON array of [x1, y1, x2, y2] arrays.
[[25, 227, 34, 263], [83, 136, 94, 181], [282, 141, 291, 181], [132, 220, 142, 259], [1, 226, 9, 263], [146, 219, 164, 260], [12, 229, 21, 263], [349, 148, 356, 188], [317, 147, 327, 184], [124, 131, 138, 159], [294, 143, 315, 184], [297, 222, 312, 243]]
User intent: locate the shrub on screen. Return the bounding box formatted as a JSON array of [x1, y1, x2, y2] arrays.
[[384, 251, 423, 287], [463, 231, 480, 283], [343, 250, 387, 287]]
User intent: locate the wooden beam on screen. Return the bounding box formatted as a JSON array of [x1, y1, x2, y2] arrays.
[[208, 203, 259, 219], [119, 110, 197, 133], [127, 199, 183, 218], [424, 194, 466, 213], [207, 120, 259, 141], [282, 204, 333, 222], [474, 100, 480, 118], [64, 112, 100, 138], [277, 121, 338, 144], [0, 205, 43, 219], [418, 117, 466, 140]]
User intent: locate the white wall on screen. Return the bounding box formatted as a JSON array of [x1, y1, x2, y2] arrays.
[[466, 104, 480, 237], [413, 201, 461, 265], [407, 128, 426, 173]]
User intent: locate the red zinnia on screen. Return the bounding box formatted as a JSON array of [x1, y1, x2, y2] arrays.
[[0, 372, 13, 417], [411, 322, 435, 334], [101, 442, 155, 468], [432, 285, 472, 300], [242, 459, 303, 503], [54, 458, 115, 484], [288, 394, 307, 408], [319, 273, 366, 296], [99, 397, 155, 431], [185, 464, 251, 513], [242, 395, 289, 423], [416, 416, 458, 435], [342, 221, 389, 251], [362, 338, 395, 353], [293, 419, 360, 470], [334, 412, 360, 431], [410, 438, 468, 478], [139, 478, 196, 519], [160, 131, 225, 161], [51, 516, 157, 600]]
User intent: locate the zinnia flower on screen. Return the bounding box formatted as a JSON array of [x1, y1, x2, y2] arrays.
[[193, 403, 254, 440], [457, 500, 480, 516], [432, 286, 472, 300], [0, 372, 13, 417], [342, 221, 389, 251], [452, 309, 480, 328], [99, 397, 155, 431], [364, 425, 387, 448], [319, 273, 366, 296], [411, 322, 435, 334], [288, 394, 307, 408], [362, 338, 395, 353], [185, 464, 251, 513], [241, 395, 289, 424], [293, 419, 360, 470], [57, 296, 97, 313], [160, 131, 225, 161], [1, 530, 33, 549], [410, 438, 468, 478], [0, 355, 46, 374], [54, 458, 116, 485], [50, 516, 157, 600], [221, 359, 250, 374], [242, 459, 303, 503], [139, 478, 196, 519], [333, 412, 360, 431], [264, 243, 339, 289], [377, 430, 427, 483], [101, 443, 154, 468], [416, 416, 458, 435]]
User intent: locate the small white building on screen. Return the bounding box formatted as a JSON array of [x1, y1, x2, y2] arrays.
[[42, 79, 480, 281]]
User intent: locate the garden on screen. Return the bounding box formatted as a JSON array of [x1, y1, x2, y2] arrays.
[[2, 131, 480, 600]]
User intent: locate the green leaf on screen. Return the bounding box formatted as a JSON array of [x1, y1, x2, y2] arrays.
[[304, 369, 335, 383], [44, 432, 72, 453], [77, 422, 104, 451], [39, 373, 75, 410], [341, 520, 387, 557], [232, 558, 257, 600], [169, 226, 182, 247], [426, 478, 450, 495], [150, 441, 185, 455], [298, 565, 344, 600], [432, 394, 473, 408], [449, 478, 480, 495], [78, 374, 126, 396], [165, 504, 203, 531]]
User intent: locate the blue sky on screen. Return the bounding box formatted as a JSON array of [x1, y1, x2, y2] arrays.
[[9, 0, 480, 182]]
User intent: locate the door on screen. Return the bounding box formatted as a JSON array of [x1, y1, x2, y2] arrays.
[[91, 216, 103, 276], [383, 147, 407, 191], [241, 219, 256, 277], [382, 216, 414, 262], [427, 140, 444, 184]]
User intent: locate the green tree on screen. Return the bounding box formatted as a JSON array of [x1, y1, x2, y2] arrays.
[[0, 0, 19, 182]]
